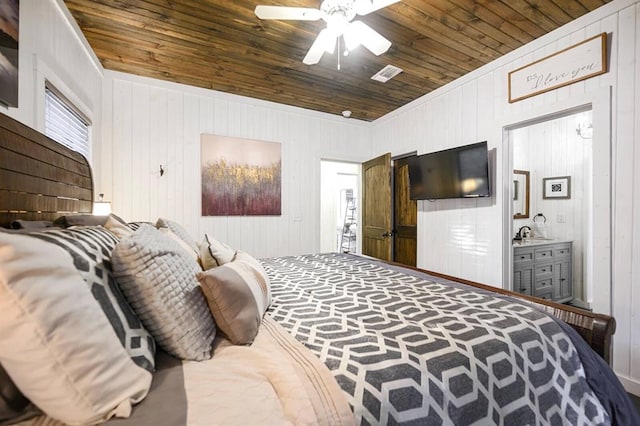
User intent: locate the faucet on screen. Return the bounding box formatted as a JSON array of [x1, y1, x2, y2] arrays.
[[515, 226, 531, 241]]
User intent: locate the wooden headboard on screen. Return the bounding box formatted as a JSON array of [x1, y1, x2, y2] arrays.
[[0, 113, 93, 228]]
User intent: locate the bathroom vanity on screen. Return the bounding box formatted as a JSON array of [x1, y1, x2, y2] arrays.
[[513, 240, 573, 303]]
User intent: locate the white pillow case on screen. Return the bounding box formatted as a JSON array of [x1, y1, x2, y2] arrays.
[[0, 232, 151, 425], [112, 225, 216, 360], [198, 234, 236, 270]]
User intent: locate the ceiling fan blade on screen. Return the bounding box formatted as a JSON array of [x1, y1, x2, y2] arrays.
[[303, 29, 337, 65], [354, 0, 401, 16], [254, 5, 322, 21], [349, 21, 391, 56]]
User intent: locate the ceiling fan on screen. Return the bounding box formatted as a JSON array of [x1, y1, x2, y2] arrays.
[[255, 0, 400, 65]]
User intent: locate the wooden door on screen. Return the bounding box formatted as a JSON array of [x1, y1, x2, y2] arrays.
[[362, 153, 392, 261], [393, 157, 417, 266]]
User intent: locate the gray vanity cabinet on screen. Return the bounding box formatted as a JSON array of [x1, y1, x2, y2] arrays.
[[513, 241, 572, 303]]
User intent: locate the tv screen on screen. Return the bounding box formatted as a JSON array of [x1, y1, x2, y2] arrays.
[[408, 141, 490, 200]]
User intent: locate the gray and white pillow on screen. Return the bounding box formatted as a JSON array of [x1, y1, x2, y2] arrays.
[[0, 232, 151, 424], [25, 227, 156, 372], [113, 224, 216, 361]]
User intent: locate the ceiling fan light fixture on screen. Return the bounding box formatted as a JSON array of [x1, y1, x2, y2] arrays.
[[319, 29, 338, 53], [256, 0, 399, 66], [326, 13, 349, 35], [343, 25, 361, 51]]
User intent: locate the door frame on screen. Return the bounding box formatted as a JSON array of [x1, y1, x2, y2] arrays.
[[319, 158, 362, 254], [392, 151, 417, 265], [501, 87, 612, 314]]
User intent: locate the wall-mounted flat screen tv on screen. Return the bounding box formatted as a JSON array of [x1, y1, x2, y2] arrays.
[[408, 141, 490, 200]]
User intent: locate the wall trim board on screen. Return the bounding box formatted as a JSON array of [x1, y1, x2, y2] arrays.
[[54, 0, 103, 76], [619, 374, 640, 396]]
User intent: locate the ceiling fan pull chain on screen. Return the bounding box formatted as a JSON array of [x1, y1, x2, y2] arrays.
[[337, 36, 341, 70]]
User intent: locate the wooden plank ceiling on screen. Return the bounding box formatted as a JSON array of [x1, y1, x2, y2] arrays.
[[64, 0, 610, 121]]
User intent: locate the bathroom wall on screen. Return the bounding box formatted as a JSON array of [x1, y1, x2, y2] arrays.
[[512, 110, 593, 306]]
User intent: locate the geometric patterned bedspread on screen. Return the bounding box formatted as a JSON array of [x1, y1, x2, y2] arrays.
[[263, 253, 610, 425]]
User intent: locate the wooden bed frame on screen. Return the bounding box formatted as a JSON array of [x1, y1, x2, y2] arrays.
[[0, 113, 93, 226], [0, 112, 616, 365]]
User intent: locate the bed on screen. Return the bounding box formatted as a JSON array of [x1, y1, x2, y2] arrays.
[[1, 112, 638, 426]]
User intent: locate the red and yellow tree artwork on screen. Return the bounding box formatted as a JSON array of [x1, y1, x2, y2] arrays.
[[201, 134, 281, 216]]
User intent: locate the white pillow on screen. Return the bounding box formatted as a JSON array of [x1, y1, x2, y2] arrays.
[[198, 234, 236, 270], [112, 225, 216, 360], [0, 232, 151, 425]]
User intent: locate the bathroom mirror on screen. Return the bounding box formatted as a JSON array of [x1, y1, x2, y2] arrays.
[[513, 170, 530, 219]]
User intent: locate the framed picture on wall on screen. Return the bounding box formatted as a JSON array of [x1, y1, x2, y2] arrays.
[[201, 134, 281, 216], [0, 0, 19, 108], [543, 176, 571, 199]]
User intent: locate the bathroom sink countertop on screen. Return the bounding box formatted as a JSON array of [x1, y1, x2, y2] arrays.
[[512, 238, 572, 247]]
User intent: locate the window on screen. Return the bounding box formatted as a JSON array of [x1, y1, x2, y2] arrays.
[[44, 83, 91, 159]]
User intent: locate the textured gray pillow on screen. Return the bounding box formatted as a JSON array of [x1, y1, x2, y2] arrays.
[[112, 225, 216, 361], [155, 218, 199, 255]]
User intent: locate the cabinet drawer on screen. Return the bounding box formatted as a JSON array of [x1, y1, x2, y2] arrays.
[[534, 286, 554, 300], [534, 248, 553, 261], [514, 250, 534, 263], [554, 246, 571, 258], [534, 278, 554, 300], [534, 263, 554, 277]]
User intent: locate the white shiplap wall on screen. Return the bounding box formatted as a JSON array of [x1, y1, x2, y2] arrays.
[[2, 0, 102, 161], [100, 71, 373, 259], [371, 0, 640, 393]]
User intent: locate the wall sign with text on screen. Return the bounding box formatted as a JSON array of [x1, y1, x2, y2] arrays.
[[508, 33, 607, 103]]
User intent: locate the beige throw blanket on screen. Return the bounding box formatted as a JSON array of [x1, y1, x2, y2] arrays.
[[181, 315, 354, 425], [18, 316, 354, 426]]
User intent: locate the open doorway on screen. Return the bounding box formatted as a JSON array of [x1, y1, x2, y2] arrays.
[[502, 88, 611, 314], [320, 160, 360, 253], [509, 109, 592, 308]]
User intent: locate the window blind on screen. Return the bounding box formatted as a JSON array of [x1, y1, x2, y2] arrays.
[[44, 84, 91, 160]]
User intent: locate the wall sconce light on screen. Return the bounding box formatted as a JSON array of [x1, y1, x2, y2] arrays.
[[93, 193, 112, 216], [576, 121, 593, 139]]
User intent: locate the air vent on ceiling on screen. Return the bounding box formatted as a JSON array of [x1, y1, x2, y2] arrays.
[[371, 65, 403, 83]]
